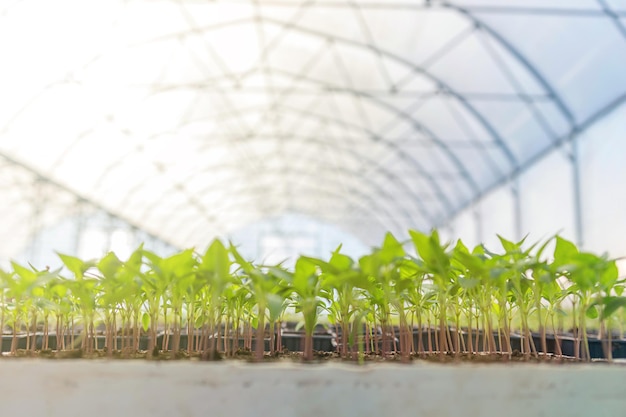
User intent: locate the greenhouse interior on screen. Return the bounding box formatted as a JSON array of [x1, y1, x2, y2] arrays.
[[1, 0, 626, 268], [2, 1, 626, 414]]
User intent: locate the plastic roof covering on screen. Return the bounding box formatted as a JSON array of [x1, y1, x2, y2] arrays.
[[1, 0, 626, 255]]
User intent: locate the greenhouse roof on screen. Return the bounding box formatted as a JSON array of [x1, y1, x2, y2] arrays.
[[1, 0, 626, 254]]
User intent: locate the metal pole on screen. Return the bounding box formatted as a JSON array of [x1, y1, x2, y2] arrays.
[[29, 179, 44, 262], [473, 204, 483, 244], [512, 177, 522, 241], [73, 199, 87, 257], [571, 134, 584, 248], [104, 213, 115, 253]]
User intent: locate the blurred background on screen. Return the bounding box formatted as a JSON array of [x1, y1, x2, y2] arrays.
[[0, 0, 625, 267]]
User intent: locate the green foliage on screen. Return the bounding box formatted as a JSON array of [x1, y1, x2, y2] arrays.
[[0, 230, 623, 361]]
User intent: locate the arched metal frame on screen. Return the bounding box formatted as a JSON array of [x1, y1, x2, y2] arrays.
[[1, 0, 624, 252], [87, 107, 447, 224], [176, 182, 399, 246], [0, 151, 180, 250], [119, 8, 569, 242], [136, 13, 520, 173]]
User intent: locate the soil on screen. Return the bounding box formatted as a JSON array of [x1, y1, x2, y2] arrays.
[[1, 347, 615, 364]]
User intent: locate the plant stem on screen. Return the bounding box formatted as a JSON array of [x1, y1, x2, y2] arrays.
[[438, 299, 447, 356], [550, 313, 562, 356], [11, 316, 17, 354], [268, 320, 275, 354], [255, 306, 265, 361], [0, 291, 4, 350], [572, 301, 579, 360]]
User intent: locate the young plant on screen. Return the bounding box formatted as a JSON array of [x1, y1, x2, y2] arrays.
[[358, 233, 408, 357], [7, 263, 58, 353], [263, 266, 292, 355], [309, 246, 369, 358], [58, 254, 101, 352], [289, 256, 330, 361], [230, 243, 274, 361], [551, 236, 620, 361], [410, 229, 454, 357], [142, 249, 196, 356], [96, 252, 126, 356], [117, 246, 145, 353], [196, 240, 230, 356]]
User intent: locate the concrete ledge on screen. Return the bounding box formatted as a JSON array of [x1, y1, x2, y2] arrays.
[[0, 360, 625, 417]]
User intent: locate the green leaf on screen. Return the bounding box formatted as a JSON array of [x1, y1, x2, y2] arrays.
[[497, 235, 517, 253], [554, 236, 578, 265], [299, 255, 333, 274], [142, 250, 163, 273], [202, 239, 231, 280], [379, 232, 405, 263], [230, 243, 254, 274], [294, 320, 305, 332], [409, 229, 449, 276], [266, 292, 285, 322], [329, 246, 353, 271], [599, 261, 618, 290], [52, 283, 68, 298], [348, 271, 375, 292], [459, 276, 480, 290], [534, 235, 554, 259], [537, 270, 554, 285], [601, 296, 626, 320], [125, 245, 144, 271], [293, 257, 317, 292], [11, 261, 36, 282], [585, 304, 599, 320], [454, 250, 484, 277], [58, 253, 93, 279], [409, 230, 432, 264], [268, 266, 293, 283], [358, 254, 379, 277], [98, 252, 123, 279], [141, 312, 150, 332]]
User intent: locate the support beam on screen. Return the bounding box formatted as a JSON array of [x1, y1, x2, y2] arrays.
[[512, 177, 522, 241], [73, 199, 87, 257], [29, 179, 45, 262], [473, 205, 483, 244], [439, 93, 626, 229], [571, 134, 585, 248], [0, 151, 180, 251]]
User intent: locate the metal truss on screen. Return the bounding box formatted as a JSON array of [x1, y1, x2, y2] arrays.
[[2, 0, 625, 250]]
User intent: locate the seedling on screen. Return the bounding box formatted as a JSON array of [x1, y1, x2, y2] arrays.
[[0, 232, 623, 363]]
